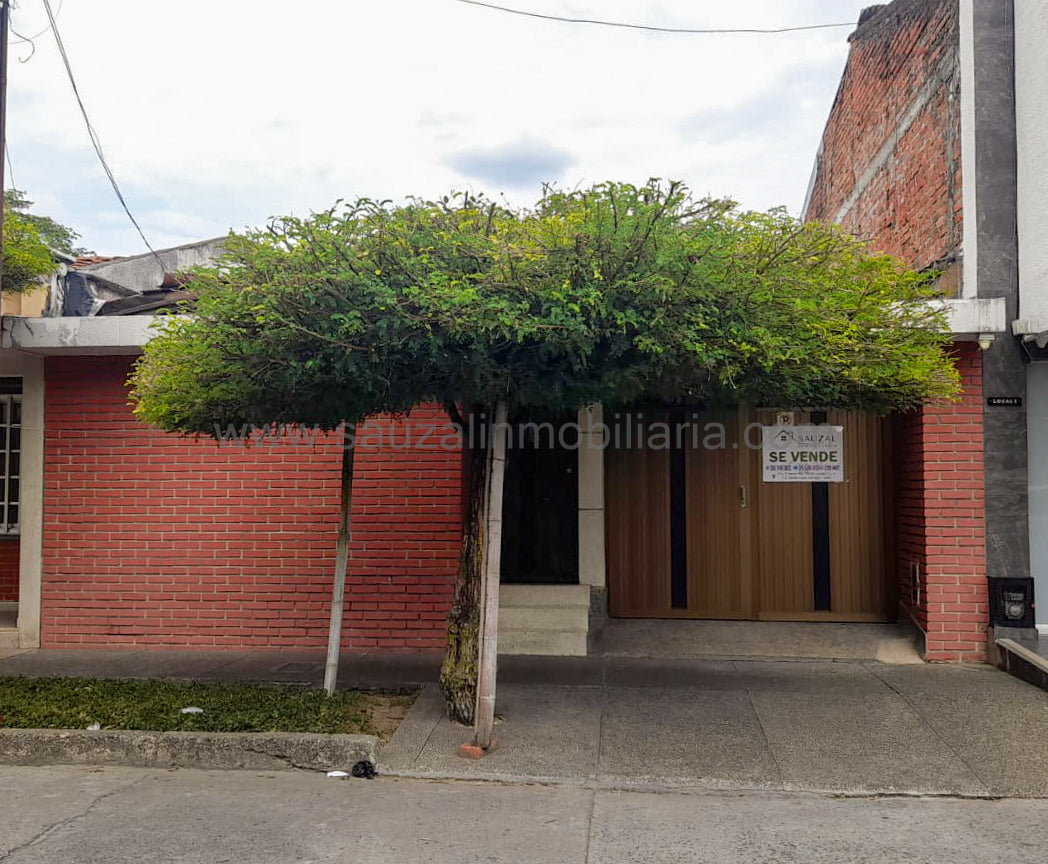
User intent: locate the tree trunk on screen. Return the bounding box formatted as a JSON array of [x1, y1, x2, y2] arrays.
[[439, 405, 492, 724], [473, 400, 508, 748], [323, 423, 356, 696]]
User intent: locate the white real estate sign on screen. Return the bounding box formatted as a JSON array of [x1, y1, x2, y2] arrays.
[[762, 425, 844, 483]]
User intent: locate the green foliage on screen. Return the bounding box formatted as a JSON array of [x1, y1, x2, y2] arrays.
[[0, 676, 413, 736], [4, 189, 91, 257], [132, 180, 957, 431], [2, 208, 53, 295]]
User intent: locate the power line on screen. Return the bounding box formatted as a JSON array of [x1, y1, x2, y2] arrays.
[[41, 0, 166, 269], [454, 0, 856, 35], [9, 0, 61, 47], [5, 141, 15, 191]]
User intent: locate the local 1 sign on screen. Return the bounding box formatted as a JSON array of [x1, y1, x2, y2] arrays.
[[762, 424, 844, 483]]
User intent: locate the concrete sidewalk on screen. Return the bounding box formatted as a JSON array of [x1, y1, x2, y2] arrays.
[[381, 660, 1048, 798], [3, 648, 1048, 797]]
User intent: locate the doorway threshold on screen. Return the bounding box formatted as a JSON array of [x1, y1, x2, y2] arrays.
[[595, 618, 923, 664]]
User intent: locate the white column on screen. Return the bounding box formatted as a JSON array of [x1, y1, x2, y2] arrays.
[[577, 404, 605, 587], [959, 0, 979, 299], [17, 353, 44, 648]]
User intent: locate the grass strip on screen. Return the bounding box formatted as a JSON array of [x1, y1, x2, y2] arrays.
[[0, 676, 414, 738]]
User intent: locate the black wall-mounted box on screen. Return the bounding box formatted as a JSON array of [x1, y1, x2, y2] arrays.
[[988, 577, 1036, 629]]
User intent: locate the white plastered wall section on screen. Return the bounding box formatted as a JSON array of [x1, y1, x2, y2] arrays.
[[1015, 0, 1048, 628], [0, 350, 44, 648], [959, 0, 980, 300], [1027, 366, 1048, 628]]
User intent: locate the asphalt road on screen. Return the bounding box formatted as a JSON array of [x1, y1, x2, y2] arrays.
[[3, 766, 1047, 863]]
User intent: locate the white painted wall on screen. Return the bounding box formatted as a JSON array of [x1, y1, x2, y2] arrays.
[[1015, 0, 1048, 330], [959, 0, 979, 299], [1028, 364, 1048, 625], [1017, 1, 1048, 625]]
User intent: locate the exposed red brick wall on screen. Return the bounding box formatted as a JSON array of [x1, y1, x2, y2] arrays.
[[893, 345, 986, 662], [41, 356, 461, 651], [808, 0, 986, 661], [805, 0, 961, 273], [0, 538, 17, 603]]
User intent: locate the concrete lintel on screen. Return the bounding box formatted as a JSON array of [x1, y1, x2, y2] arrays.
[[0, 315, 181, 354], [926, 297, 1007, 337]]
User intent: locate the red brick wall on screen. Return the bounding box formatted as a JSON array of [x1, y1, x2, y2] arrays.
[[805, 0, 961, 273], [808, 0, 987, 661], [0, 538, 17, 603], [41, 356, 461, 651], [893, 345, 986, 662]]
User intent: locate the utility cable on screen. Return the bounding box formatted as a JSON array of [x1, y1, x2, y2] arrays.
[[5, 142, 15, 193], [454, 0, 856, 35], [41, 0, 166, 269], [9, 0, 60, 46]]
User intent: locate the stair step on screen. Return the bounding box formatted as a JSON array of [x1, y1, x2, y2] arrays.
[[498, 629, 588, 657], [0, 629, 18, 651], [500, 584, 590, 608], [499, 605, 589, 631]]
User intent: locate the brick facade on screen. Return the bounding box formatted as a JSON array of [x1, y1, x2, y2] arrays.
[[41, 356, 461, 651], [0, 538, 17, 603], [894, 346, 987, 662], [805, 0, 961, 274], [808, 0, 989, 661]]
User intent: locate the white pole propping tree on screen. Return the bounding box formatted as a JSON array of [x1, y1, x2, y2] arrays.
[[471, 400, 508, 753], [131, 182, 958, 750]]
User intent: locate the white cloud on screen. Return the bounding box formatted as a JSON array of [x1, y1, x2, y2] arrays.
[[6, 0, 869, 255]]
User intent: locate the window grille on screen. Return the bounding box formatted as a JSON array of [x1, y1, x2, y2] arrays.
[[1, 385, 22, 535]]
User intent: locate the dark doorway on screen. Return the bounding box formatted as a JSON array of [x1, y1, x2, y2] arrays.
[[500, 412, 579, 584]]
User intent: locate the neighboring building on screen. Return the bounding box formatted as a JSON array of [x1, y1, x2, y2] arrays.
[[1013, 0, 1048, 639], [0, 287, 46, 318], [805, 0, 1036, 653]]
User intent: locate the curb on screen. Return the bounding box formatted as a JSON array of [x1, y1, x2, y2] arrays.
[[0, 728, 378, 772]]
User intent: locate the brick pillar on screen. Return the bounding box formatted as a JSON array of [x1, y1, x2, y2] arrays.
[[896, 344, 988, 662]]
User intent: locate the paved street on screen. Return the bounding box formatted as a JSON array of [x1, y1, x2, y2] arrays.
[[3, 765, 1048, 864]]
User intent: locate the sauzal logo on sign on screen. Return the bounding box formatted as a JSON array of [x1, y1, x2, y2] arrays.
[[762, 425, 844, 483]]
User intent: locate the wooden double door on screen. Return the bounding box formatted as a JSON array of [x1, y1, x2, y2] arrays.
[[606, 408, 893, 621]]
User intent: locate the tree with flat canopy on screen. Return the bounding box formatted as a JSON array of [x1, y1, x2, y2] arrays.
[[131, 180, 957, 747]]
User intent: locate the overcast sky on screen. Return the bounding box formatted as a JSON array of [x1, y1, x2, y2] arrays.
[[7, 0, 870, 255]]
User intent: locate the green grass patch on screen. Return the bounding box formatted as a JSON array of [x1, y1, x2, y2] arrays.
[[0, 677, 414, 738]]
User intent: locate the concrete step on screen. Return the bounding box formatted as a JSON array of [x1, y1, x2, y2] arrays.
[[0, 629, 18, 651], [498, 628, 588, 657], [500, 584, 590, 608], [499, 604, 589, 632]]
